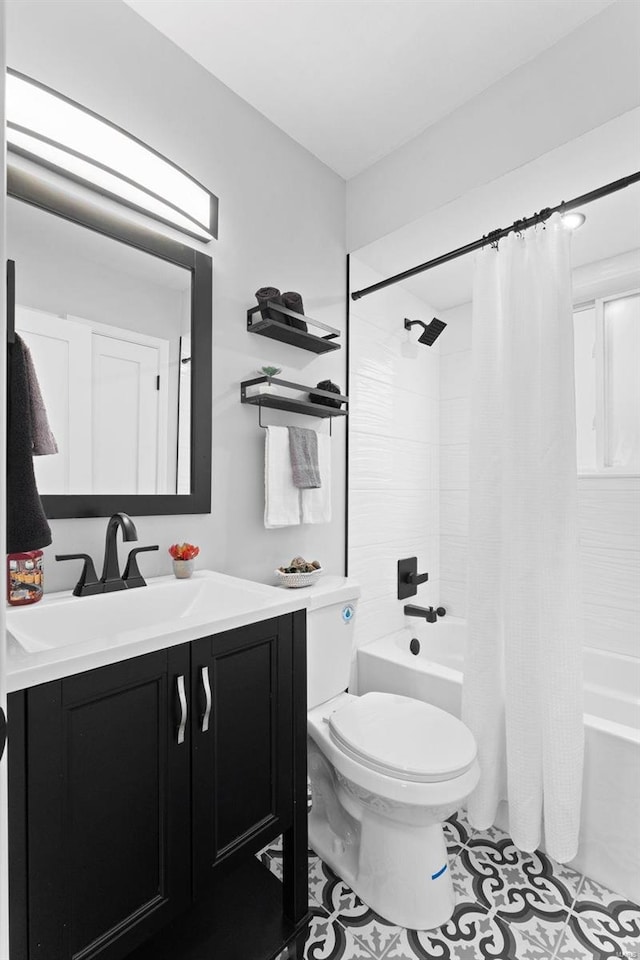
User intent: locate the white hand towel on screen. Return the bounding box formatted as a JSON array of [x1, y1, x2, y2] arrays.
[[264, 426, 301, 528], [301, 433, 331, 524]]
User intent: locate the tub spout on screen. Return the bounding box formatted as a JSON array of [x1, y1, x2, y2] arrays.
[[404, 605, 446, 623]]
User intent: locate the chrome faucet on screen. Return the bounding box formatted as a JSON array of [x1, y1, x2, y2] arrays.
[[56, 512, 158, 596]]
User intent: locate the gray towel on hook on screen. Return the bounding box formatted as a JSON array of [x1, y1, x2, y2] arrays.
[[6, 335, 53, 553], [22, 339, 58, 455], [288, 426, 321, 488]]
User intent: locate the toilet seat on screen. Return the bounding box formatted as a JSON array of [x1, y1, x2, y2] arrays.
[[328, 691, 476, 783]]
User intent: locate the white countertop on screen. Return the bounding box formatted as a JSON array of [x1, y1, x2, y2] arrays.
[[5, 571, 355, 693]]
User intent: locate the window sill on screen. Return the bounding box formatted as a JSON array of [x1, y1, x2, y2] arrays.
[[578, 474, 640, 491]]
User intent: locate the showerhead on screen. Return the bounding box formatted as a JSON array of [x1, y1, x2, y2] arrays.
[[404, 317, 447, 346]]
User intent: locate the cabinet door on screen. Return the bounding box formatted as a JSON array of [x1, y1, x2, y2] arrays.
[[192, 615, 293, 889], [24, 645, 191, 960]]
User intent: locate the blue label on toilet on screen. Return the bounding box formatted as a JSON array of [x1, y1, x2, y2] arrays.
[[342, 605, 354, 623], [431, 864, 447, 880]]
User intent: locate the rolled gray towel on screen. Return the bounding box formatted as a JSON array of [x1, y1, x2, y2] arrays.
[[282, 291, 308, 331], [255, 286, 287, 324], [309, 380, 343, 408]]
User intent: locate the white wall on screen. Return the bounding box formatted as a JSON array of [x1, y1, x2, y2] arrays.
[[349, 258, 440, 654], [438, 255, 640, 660], [346, 0, 640, 250], [6, 0, 347, 593]]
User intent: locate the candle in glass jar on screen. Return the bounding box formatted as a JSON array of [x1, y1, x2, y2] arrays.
[[7, 550, 44, 606]]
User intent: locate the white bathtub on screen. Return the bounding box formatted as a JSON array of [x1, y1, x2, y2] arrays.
[[356, 619, 640, 902]]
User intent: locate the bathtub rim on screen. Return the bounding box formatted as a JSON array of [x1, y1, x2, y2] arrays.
[[358, 634, 640, 744]]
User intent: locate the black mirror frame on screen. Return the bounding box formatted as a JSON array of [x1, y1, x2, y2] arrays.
[[7, 164, 212, 519]]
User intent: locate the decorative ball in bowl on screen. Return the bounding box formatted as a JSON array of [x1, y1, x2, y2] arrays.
[[276, 556, 322, 588]]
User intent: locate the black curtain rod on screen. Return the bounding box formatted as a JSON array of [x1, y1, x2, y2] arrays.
[[351, 170, 640, 301]]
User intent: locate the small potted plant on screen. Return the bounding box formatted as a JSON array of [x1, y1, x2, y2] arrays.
[[169, 542, 200, 579], [257, 365, 282, 394], [245, 365, 283, 398]]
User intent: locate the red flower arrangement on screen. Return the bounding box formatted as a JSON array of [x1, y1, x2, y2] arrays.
[[168, 543, 200, 561]]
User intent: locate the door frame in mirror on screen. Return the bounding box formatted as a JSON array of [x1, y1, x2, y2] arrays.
[[7, 164, 212, 518]]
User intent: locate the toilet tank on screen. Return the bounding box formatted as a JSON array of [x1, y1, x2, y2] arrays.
[[290, 577, 360, 709]]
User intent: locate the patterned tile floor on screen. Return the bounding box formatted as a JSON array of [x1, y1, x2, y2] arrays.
[[258, 813, 640, 960]]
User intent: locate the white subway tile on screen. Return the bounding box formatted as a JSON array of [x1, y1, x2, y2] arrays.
[[351, 319, 439, 400], [351, 374, 439, 444], [440, 535, 468, 584], [349, 260, 440, 338], [440, 350, 472, 400], [578, 489, 640, 551], [439, 304, 472, 355], [354, 597, 407, 644], [582, 606, 640, 659], [440, 398, 470, 444], [440, 444, 469, 490], [581, 548, 640, 613], [441, 490, 469, 537], [349, 431, 438, 491], [349, 488, 438, 548], [439, 579, 468, 618]]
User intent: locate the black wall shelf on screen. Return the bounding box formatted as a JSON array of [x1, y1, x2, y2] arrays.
[[247, 302, 341, 354], [241, 376, 348, 427]]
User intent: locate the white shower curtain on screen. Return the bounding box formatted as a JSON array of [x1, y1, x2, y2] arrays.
[[462, 214, 584, 863]]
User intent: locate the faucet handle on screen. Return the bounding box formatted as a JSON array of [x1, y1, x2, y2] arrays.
[[55, 553, 101, 597], [406, 571, 429, 586], [123, 545, 159, 589]]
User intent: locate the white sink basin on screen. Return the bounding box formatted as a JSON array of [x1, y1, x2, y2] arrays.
[[6, 570, 292, 655]]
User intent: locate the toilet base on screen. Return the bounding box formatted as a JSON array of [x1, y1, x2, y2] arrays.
[[308, 739, 456, 930], [309, 811, 455, 931]]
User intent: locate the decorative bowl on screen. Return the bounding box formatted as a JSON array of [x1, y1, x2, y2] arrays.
[[275, 567, 322, 588]]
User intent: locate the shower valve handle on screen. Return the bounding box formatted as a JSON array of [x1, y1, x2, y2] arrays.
[[406, 571, 429, 586], [397, 557, 429, 600]]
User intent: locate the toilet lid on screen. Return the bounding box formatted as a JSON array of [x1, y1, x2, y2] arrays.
[[328, 692, 477, 783]]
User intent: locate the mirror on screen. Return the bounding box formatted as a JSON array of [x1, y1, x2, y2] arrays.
[[9, 198, 192, 496], [7, 167, 212, 518]]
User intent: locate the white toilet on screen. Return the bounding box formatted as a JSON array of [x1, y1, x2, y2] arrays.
[[300, 578, 480, 931]]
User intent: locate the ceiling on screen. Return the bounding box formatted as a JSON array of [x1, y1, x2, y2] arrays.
[[353, 109, 640, 310], [124, 0, 612, 180]]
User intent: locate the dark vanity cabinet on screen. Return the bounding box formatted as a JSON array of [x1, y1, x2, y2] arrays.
[[8, 613, 308, 960], [10, 647, 192, 960], [191, 616, 293, 888]]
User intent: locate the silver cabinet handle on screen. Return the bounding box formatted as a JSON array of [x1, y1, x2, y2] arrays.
[[176, 674, 187, 745], [201, 666, 212, 733]]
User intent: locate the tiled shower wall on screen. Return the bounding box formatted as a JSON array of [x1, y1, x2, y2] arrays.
[[348, 258, 440, 653], [438, 293, 640, 660]]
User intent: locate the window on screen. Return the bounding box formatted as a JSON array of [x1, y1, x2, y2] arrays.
[[574, 291, 640, 476]]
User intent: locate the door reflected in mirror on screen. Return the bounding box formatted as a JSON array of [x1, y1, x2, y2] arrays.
[[8, 197, 192, 495]]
